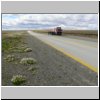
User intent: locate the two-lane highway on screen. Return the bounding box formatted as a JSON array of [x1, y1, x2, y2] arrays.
[[28, 31, 98, 73]]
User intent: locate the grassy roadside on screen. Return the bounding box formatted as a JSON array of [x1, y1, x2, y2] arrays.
[[62, 30, 98, 38], [2, 33, 22, 53], [2, 31, 38, 86]]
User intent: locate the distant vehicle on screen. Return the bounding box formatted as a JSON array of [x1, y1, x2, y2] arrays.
[[48, 27, 62, 35]]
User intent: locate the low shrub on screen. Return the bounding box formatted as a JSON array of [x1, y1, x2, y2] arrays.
[[24, 48, 32, 52], [20, 57, 37, 65], [11, 75, 26, 85], [4, 55, 15, 62]]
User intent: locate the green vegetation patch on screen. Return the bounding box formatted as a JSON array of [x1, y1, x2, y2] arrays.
[[10, 46, 27, 53], [2, 35, 22, 53], [20, 58, 37, 65], [11, 75, 26, 85]]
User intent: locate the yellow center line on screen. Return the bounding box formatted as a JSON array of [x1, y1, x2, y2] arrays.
[[28, 32, 98, 73], [39, 37, 98, 73]]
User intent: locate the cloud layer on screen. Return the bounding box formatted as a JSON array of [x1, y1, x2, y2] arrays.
[[2, 14, 98, 30]]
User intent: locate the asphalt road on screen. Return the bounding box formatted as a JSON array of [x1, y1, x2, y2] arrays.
[[28, 31, 98, 73]]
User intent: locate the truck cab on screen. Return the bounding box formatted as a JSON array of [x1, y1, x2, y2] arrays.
[[56, 27, 62, 35]]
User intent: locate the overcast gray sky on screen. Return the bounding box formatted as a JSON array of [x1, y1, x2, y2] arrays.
[[2, 14, 98, 30]]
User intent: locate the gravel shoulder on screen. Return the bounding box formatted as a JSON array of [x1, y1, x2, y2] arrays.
[[2, 31, 98, 86]]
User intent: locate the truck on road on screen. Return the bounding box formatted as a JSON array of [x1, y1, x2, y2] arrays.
[[48, 27, 62, 35]]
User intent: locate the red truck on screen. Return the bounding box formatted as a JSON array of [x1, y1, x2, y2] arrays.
[[48, 27, 62, 35]]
